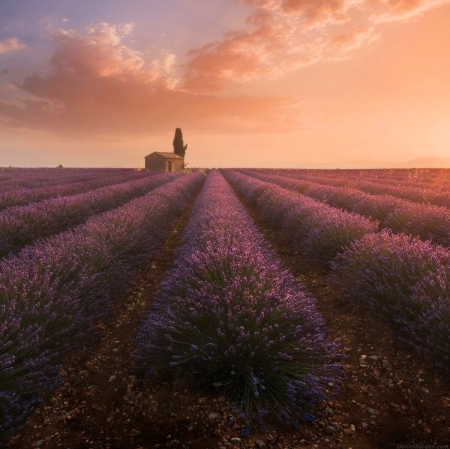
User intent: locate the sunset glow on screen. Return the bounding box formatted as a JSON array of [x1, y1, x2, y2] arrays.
[[1, 0, 449, 168]]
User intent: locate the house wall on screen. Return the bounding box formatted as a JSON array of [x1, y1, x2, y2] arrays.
[[169, 159, 184, 172]]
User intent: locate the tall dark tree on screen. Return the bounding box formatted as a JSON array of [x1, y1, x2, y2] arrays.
[[173, 128, 187, 158]]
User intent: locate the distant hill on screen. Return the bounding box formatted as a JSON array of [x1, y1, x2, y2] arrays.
[[295, 156, 450, 169], [403, 157, 450, 168]]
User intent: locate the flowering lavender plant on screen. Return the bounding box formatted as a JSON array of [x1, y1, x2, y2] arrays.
[[223, 170, 378, 265], [0, 172, 204, 442], [0, 169, 154, 211], [331, 231, 450, 370], [0, 172, 182, 258], [242, 170, 450, 248], [136, 171, 340, 424]]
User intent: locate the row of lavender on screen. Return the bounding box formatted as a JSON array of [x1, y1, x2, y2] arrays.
[[260, 169, 450, 207], [0, 172, 181, 259], [0, 170, 155, 211], [263, 168, 450, 188], [223, 170, 450, 371], [0, 168, 141, 192], [244, 170, 450, 248], [0, 172, 204, 441], [136, 170, 340, 427]]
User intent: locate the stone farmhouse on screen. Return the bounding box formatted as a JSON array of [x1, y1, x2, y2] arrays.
[[144, 152, 184, 172]]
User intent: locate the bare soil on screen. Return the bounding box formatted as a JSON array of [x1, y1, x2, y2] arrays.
[[5, 185, 450, 449]]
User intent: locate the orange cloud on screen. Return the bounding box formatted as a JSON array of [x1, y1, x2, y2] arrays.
[[371, 0, 450, 22], [0, 24, 300, 137], [183, 0, 374, 92], [1, 0, 448, 138], [183, 13, 288, 92], [183, 0, 449, 92], [280, 0, 365, 28], [0, 38, 27, 54]]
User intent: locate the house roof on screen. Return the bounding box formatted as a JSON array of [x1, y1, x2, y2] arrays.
[[145, 152, 184, 159]]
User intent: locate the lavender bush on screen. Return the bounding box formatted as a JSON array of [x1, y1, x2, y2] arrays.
[[258, 168, 450, 205], [223, 170, 378, 265], [243, 170, 450, 248], [411, 268, 450, 367], [331, 231, 450, 370], [0, 168, 144, 194], [136, 170, 340, 425], [224, 170, 450, 370], [0, 169, 154, 211], [0, 171, 182, 259], [0, 172, 204, 442]]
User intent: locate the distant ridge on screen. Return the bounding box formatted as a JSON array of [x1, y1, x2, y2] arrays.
[[404, 157, 450, 168], [295, 156, 450, 169]]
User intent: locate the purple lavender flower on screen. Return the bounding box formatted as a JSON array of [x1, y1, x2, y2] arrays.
[[136, 170, 340, 425], [0, 172, 204, 442]]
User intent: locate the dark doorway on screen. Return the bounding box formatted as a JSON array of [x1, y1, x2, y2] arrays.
[[167, 161, 172, 172]]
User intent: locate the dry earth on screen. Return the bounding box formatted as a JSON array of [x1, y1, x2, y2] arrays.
[[5, 183, 450, 449]]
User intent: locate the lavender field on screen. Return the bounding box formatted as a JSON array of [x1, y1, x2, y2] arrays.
[[1, 167, 450, 449]]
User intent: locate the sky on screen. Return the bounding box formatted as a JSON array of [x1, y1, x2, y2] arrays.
[[0, 0, 450, 168]]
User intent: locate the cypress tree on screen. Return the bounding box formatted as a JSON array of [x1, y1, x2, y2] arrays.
[[173, 128, 187, 158]]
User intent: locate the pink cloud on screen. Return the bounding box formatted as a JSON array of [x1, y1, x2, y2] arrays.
[[182, 0, 448, 93], [0, 38, 27, 55], [182, 0, 372, 92], [371, 0, 450, 22], [280, 0, 365, 28], [2, 0, 448, 138], [0, 24, 300, 137]]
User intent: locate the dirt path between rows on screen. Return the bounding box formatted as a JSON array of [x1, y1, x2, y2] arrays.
[[6, 181, 450, 449]]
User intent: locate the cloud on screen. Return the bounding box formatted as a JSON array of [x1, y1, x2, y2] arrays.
[[371, 0, 450, 22], [182, 0, 372, 92], [182, 0, 448, 92], [280, 0, 366, 28], [0, 24, 301, 136], [0, 38, 27, 55], [2, 0, 448, 138], [329, 26, 380, 53]]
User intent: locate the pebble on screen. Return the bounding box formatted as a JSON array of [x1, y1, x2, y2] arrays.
[[325, 426, 336, 435], [255, 440, 267, 449], [198, 397, 207, 404], [366, 407, 379, 415], [108, 375, 116, 382], [382, 360, 389, 368], [129, 429, 142, 437], [32, 441, 45, 447], [230, 437, 241, 443], [208, 413, 221, 420]]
